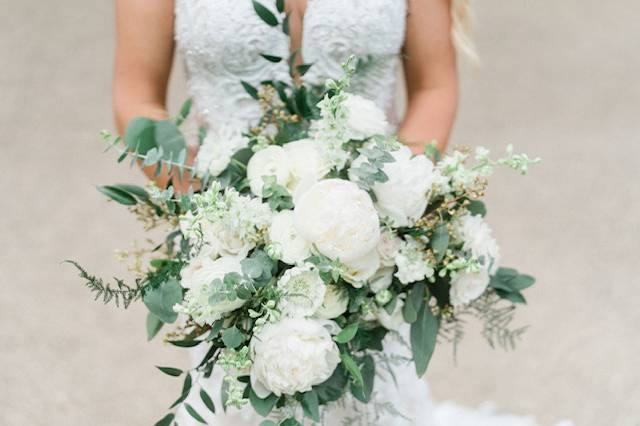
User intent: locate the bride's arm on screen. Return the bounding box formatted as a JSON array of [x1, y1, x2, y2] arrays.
[[113, 0, 195, 191], [399, 0, 459, 154]]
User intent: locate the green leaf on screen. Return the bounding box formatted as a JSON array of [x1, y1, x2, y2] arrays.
[[176, 98, 193, 126], [496, 289, 527, 304], [200, 388, 216, 414], [168, 339, 202, 348], [296, 64, 313, 76], [430, 222, 450, 262], [340, 352, 363, 388], [156, 366, 183, 377], [252, 1, 278, 26], [241, 81, 259, 100], [508, 274, 536, 291], [334, 323, 358, 344], [170, 373, 192, 408], [410, 302, 440, 376], [314, 365, 348, 403], [282, 13, 290, 35], [154, 413, 175, 426], [97, 185, 137, 206], [221, 326, 245, 349], [276, 0, 285, 13], [124, 117, 156, 154], [143, 279, 182, 324], [249, 388, 279, 417], [300, 390, 320, 422], [423, 142, 442, 163], [280, 418, 302, 426], [467, 200, 487, 217], [260, 421, 277, 426], [185, 403, 207, 424], [403, 282, 425, 324], [154, 120, 187, 160], [146, 312, 164, 341], [350, 355, 374, 403], [260, 54, 282, 63]]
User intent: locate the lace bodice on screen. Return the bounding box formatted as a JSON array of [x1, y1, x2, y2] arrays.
[[174, 0, 407, 132]]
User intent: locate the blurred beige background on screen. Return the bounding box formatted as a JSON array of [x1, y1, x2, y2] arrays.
[[1, 0, 638, 425]]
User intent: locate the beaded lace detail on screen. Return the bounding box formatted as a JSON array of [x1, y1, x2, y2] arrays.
[[174, 0, 407, 132]]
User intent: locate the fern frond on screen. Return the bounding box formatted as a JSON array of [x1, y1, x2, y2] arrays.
[[65, 260, 145, 308]]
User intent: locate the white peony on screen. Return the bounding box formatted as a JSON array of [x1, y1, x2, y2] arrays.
[[450, 268, 491, 307], [195, 126, 248, 177], [247, 145, 291, 197], [343, 93, 389, 140], [268, 210, 311, 265], [342, 249, 380, 287], [369, 267, 395, 293], [283, 139, 328, 202], [456, 214, 501, 274], [277, 264, 326, 318], [377, 299, 405, 330], [395, 238, 435, 285], [293, 179, 380, 263], [250, 318, 340, 398], [364, 145, 437, 227], [174, 256, 245, 325], [314, 285, 349, 319]]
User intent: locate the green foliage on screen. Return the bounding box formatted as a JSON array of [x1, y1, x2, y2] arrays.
[[143, 279, 182, 324], [350, 355, 374, 403], [176, 99, 192, 126], [156, 366, 183, 377], [299, 390, 320, 422], [146, 312, 164, 341], [261, 54, 282, 63], [97, 185, 138, 206], [350, 138, 396, 191], [410, 302, 440, 376], [170, 373, 193, 408], [249, 388, 279, 417], [430, 222, 450, 262], [153, 413, 174, 426], [489, 267, 535, 304], [402, 282, 425, 324], [65, 260, 144, 308], [334, 323, 359, 344], [423, 141, 442, 163], [221, 326, 245, 349], [252, 1, 279, 26], [314, 365, 348, 404], [261, 175, 294, 211], [124, 117, 187, 163], [339, 352, 363, 388], [200, 388, 216, 414], [467, 199, 487, 217], [185, 403, 207, 424]]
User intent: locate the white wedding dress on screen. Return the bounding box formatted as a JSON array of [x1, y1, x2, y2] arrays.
[[172, 1, 567, 425]]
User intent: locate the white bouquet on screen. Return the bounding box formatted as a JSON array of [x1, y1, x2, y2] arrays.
[[70, 3, 540, 425]]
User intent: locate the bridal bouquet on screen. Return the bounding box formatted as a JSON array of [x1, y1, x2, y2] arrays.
[[70, 4, 539, 426]]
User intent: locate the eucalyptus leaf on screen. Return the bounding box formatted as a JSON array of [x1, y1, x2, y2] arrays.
[[249, 388, 279, 417], [146, 312, 163, 341], [124, 117, 156, 154], [467, 199, 487, 217], [410, 303, 440, 376], [143, 279, 182, 324], [176, 99, 192, 126], [430, 223, 449, 262], [154, 120, 187, 160], [221, 326, 245, 349]]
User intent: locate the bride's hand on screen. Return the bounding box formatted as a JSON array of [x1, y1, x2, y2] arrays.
[[141, 145, 201, 194]]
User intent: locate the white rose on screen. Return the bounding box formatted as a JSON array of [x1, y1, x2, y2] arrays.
[[247, 145, 291, 197], [450, 269, 491, 307], [377, 230, 402, 267], [363, 145, 436, 227], [277, 264, 326, 318], [202, 221, 253, 259], [195, 126, 248, 177], [456, 215, 501, 274], [369, 267, 395, 293], [268, 210, 311, 265], [293, 179, 380, 263], [342, 249, 380, 287], [250, 318, 340, 398], [283, 139, 328, 202], [377, 299, 405, 330], [174, 256, 245, 325], [314, 285, 349, 319], [343, 93, 389, 140]]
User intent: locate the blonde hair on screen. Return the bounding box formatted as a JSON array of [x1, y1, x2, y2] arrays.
[[451, 0, 479, 62]]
